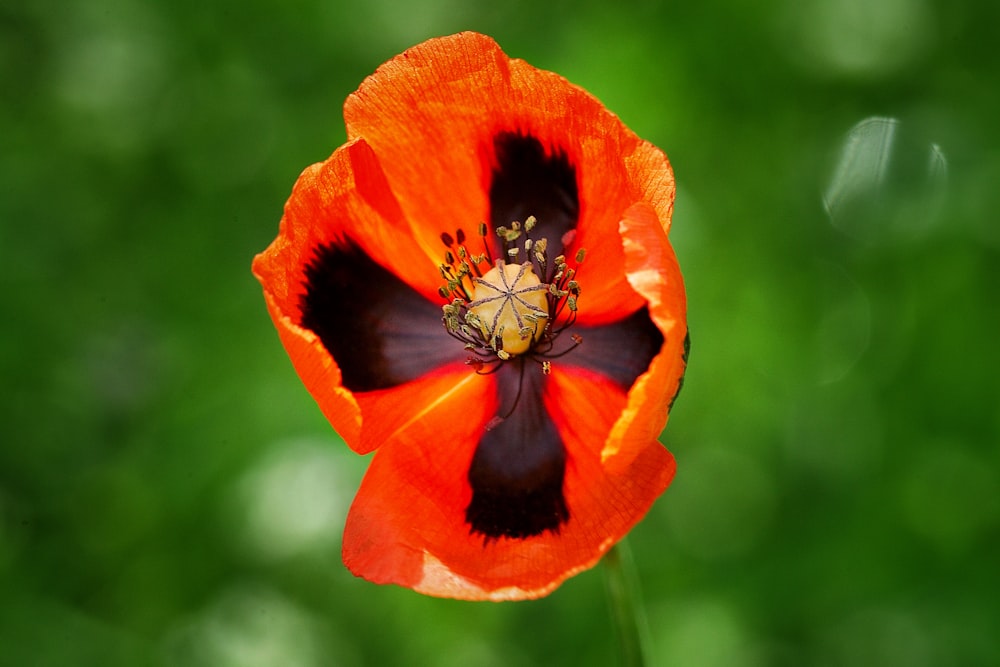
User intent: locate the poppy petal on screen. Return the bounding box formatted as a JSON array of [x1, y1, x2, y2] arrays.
[[343, 33, 501, 267], [300, 240, 456, 391], [342, 363, 676, 600], [544, 365, 676, 557], [568, 139, 676, 326], [600, 201, 688, 463], [253, 138, 465, 451], [253, 137, 447, 312], [465, 361, 569, 540], [342, 33, 673, 326], [258, 285, 363, 446], [341, 371, 497, 591]]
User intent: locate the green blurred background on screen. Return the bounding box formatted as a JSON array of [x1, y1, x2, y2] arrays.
[[3, 0, 998, 665]]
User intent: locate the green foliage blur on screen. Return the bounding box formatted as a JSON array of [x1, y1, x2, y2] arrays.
[[3, 0, 998, 665]]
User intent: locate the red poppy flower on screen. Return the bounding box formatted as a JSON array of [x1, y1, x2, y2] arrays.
[[252, 32, 688, 600]]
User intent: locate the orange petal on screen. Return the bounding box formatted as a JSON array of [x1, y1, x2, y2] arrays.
[[342, 363, 675, 600], [604, 201, 688, 463], [343, 33, 500, 267], [341, 371, 497, 592], [252, 137, 457, 451], [545, 365, 676, 561], [343, 32, 675, 325], [573, 140, 677, 325], [253, 137, 445, 312], [352, 368, 488, 455], [258, 285, 361, 446], [259, 283, 481, 457]]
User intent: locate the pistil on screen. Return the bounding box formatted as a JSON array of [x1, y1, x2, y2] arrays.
[[468, 261, 548, 356]]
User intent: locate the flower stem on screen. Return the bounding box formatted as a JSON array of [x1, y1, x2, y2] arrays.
[[603, 539, 652, 667]]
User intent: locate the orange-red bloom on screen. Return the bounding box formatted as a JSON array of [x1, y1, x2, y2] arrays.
[[252, 32, 688, 600]]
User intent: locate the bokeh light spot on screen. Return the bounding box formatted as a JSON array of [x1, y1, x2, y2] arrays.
[[824, 116, 948, 244], [778, 0, 933, 78], [230, 438, 354, 562], [161, 583, 354, 667]]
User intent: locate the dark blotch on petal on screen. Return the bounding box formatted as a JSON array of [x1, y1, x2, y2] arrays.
[[490, 132, 579, 259], [466, 361, 569, 540], [300, 242, 457, 392], [564, 306, 664, 390]]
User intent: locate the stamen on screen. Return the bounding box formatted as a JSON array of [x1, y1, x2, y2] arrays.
[[439, 215, 588, 367]]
